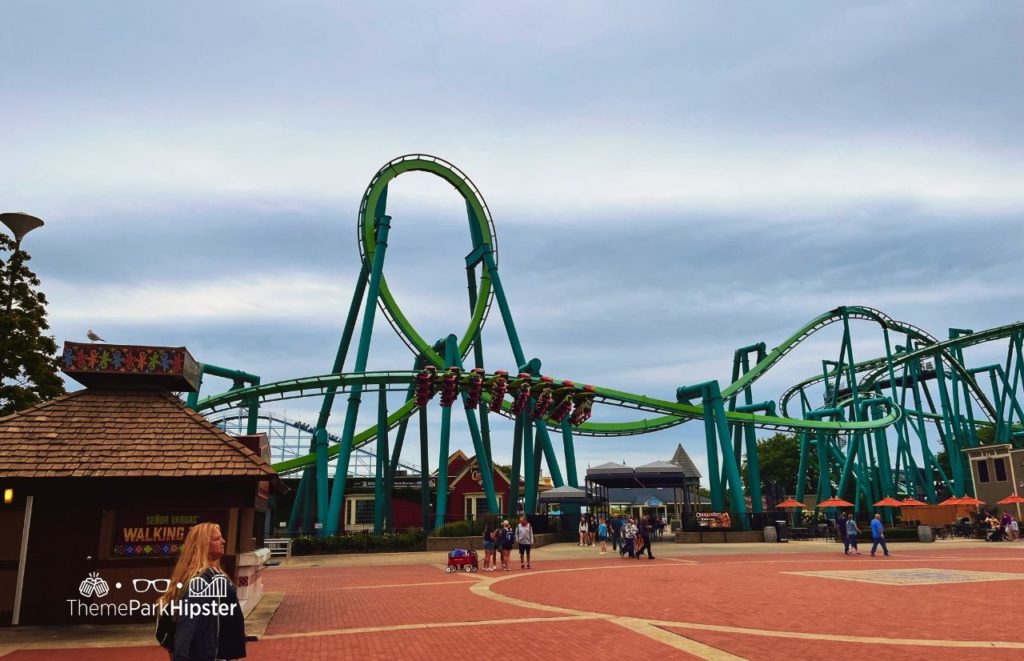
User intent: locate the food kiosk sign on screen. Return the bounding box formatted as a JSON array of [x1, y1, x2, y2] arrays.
[[696, 512, 732, 529], [113, 510, 227, 557]]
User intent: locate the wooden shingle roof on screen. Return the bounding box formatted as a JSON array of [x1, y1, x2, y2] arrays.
[[0, 389, 278, 480]]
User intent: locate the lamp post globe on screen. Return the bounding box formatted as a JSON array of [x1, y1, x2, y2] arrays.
[[0, 212, 45, 246]]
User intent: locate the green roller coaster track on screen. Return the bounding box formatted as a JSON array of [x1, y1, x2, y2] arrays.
[[192, 154, 1024, 535]]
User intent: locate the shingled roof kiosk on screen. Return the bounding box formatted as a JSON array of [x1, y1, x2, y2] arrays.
[[0, 342, 284, 626]]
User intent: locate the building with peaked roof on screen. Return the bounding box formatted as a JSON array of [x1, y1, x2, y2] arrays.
[[0, 342, 283, 626], [669, 443, 702, 480], [597, 444, 705, 524]]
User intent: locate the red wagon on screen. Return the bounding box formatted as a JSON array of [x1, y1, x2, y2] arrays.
[[446, 548, 479, 573]]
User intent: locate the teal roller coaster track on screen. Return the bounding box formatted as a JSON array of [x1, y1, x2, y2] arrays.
[[189, 154, 1024, 535]]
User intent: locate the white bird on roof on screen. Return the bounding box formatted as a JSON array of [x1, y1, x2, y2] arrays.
[[87, 329, 105, 342]]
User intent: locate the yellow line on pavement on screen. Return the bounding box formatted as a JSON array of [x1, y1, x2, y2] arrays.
[[650, 618, 1024, 650], [610, 617, 746, 660], [336, 579, 476, 590], [260, 614, 599, 640]]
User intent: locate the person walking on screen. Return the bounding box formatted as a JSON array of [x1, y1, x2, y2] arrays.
[[578, 515, 589, 546], [622, 517, 637, 558], [636, 511, 655, 560], [846, 515, 862, 555], [839, 513, 850, 554], [610, 515, 622, 552], [156, 522, 246, 660], [870, 513, 890, 557], [597, 517, 609, 555], [516, 516, 535, 569]]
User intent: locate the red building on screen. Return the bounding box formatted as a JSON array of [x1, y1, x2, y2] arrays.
[[342, 450, 519, 530]]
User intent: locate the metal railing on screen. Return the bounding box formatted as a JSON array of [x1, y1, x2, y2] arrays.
[[265, 537, 293, 558]]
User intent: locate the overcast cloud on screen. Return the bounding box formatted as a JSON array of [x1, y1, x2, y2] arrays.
[[2, 1, 1022, 484]]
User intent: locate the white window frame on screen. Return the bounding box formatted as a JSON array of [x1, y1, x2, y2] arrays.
[[464, 493, 502, 520], [345, 495, 375, 530]]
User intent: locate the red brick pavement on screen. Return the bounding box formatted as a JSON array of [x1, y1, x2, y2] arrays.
[[1, 621, 697, 661], [4, 546, 1023, 659], [491, 548, 1024, 643], [253, 620, 700, 660]]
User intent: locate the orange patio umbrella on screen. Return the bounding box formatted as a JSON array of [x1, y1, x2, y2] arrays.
[[873, 497, 904, 508], [777, 498, 806, 509], [899, 497, 928, 507], [997, 494, 1024, 505], [938, 496, 964, 506], [958, 496, 985, 507], [817, 497, 855, 508]]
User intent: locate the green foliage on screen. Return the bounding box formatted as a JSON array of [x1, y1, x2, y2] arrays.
[[744, 432, 819, 496], [974, 425, 996, 444], [432, 515, 502, 538], [0, 235, 65, 416], [291, 529, 427, 555]]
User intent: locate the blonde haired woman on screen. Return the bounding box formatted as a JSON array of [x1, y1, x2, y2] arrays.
[[156, 522, 246, 660]]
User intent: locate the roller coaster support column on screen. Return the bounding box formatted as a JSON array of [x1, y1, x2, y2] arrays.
[[509, 412, 524, 516], [465, 257, 494, 465], [478, 240, 568, 491], [531, 421, 545, 510], [932, 357, 967, 497], [883, 335, 918, 499], [905, 349, 938, 502], [559, 416, 581, 522], [325, 213, 392, 536], [677, 382, 746, 517], [519, 360, 565, 488], [971, 365, 1024, 445], [835, 399, 890, 503], [865, 397, 895, 502], [725, 343, 765, 494], [434, 336, 460, 529], [310, 262, 370, 530], [419, 407, 432, 532], [560, 417, 580, 487], [523, 401, 537, 514], [734, 401, 773, 513], [373, 384, 390, 534], [287, 475, 309, 533], [384, 357, 425, 533], [477, 234, 525, 368], [839, 309, 876, 507], [1007, 331, 1024, 446], [795, 430, 811, 505], [450, 356, 499, 514], [534, 424, 565, 488], [804, 408, 844, 502]]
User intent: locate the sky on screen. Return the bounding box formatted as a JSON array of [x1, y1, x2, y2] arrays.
[[2, 1, 1023, 487]]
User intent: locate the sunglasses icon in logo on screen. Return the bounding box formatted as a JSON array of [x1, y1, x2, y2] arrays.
[[133, 578, 171, 593]]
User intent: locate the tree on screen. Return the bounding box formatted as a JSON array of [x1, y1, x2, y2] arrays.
[[743, 432, 819, 496], [0, 233, 65, 416]]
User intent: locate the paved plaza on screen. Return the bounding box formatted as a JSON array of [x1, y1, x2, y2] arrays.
[[2, 539, 1023, 660]]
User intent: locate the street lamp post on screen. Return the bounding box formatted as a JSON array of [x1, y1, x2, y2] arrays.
[[0, 212, 45, 247], [1, 212, 45, 317]]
